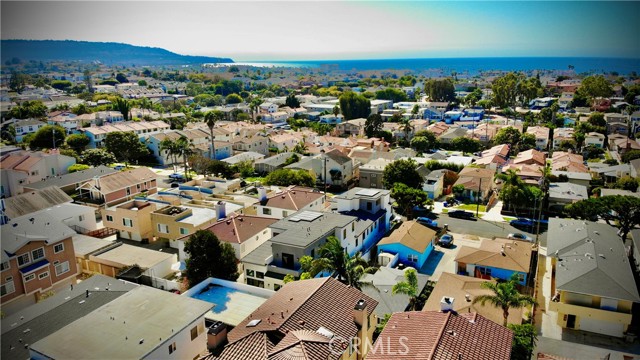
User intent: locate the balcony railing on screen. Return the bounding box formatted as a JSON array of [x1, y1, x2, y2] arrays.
[[549, 301, 632, 325]]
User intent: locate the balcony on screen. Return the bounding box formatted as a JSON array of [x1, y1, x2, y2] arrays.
[[548, 301, 632, 325]]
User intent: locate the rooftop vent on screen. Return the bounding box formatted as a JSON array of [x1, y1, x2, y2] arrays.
[[246, 319, 261, 327], [317, 326, 335, 338]]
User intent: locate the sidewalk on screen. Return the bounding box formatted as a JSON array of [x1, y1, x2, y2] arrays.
[[481, 200, 505, 222]]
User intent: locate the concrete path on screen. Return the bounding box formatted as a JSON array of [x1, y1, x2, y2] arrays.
[[481, 200, 505, 222]]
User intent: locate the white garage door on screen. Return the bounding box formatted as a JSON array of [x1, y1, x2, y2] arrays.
[[579, 318, 623, 337]]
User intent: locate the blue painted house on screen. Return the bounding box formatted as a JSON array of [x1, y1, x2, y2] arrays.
[[377, 221, 436, 272], [454, 237, 534, 286]]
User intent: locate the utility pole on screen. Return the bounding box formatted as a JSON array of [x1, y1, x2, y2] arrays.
[[476, 177, 482, 218]]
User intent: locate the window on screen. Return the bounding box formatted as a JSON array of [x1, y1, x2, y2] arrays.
[[55, 261, 70, 276], [262, 208, 271, 215], [17, 253, 30, 267], [78, 215, 85, 222], [126, 187, 131, 195], [371, 173, 376, 178], [38, 271, 49, 280], [352, 222, 355, 231], [1, 261, 9, 271], [168, 342, 176, 354], [256, 272, 264, 279], [517, 273, 525, 282], [106, 215, 113, 222], [246, 269, 255, 278], [343, 229, 346, 238], [54, 243, 64, 253], [123, 218, 133, 227], [479, 267, 492, 276], [31, 170, 39, 176], [190, 326, 198, 341], [136, 184, 141, 191], [408, 254, 418, 263], [282, 211, 288, 217], [366, 202, 372, 211], [31, 248, 45, 261], [179, 228, 189, 235], [356, 238, 359, 247], [274, 284, 282, 291], [24, 273, 36, 282], [157, 224, 169, 234], [1, 277, 15, 296]]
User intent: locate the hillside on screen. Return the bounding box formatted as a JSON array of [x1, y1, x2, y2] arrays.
[[1, 40, 233, 66]]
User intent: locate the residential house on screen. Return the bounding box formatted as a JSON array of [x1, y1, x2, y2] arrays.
[[426, 121, 449, 137], [551, 151, 588, 173], [455, 237, 535, 286], [242, 211, 361, 290], [76, 167, 158, 206], [29, 286, 212, 360], [605, 113, 630, 136], [423, 272, 524, 325], [336, 118, 366, 136], [319, 114, 344, 124], [453, 167, 495, 203], [361, 266, 430, 320], [255, 152, 300, 174], [0, 186, 72, 225], [259, 102, 278, 114], [355, 137, 390, 152], [186, 213, 278, 263], [48, 112, 80, 134], [584, 132, 606, 148], [287, 149, 355, 189], [631, 111, 640, 135], [260, 111, 289, 123], [552, 127, 575, 150], [547, 219, 640, 337], [80, 120, 170, 148], [152, 204, 227, 259], [368, 311, 513, 360], [214, 277, 378, 360], [471, 123, 512, 143], [548, 182, 589, 213], [22, 165, 116, 194], [233, 135, 270, 156], [438, 127, 469, 145], [358, 158, 391, 189], [377, 221, 437, 272], [558, 92, 574, 109], [13, 119, 46, 142], [252, 186, 326, 220], [269, 133, 299, 152], [501, 163, 544, 185], [1, 213, 78, 316], [475, 144, 509, 169], [370, 99, 393, 114], [423, 169, 448, 199], [422, 102, 449, 120], [221, 151, 266, 165], [0, 150, 76, 197], [590, 163, 632, 184], [526, 126, 551, 150], [349, 148, 376, 166], [94, 110, 124, 123], [101, 199, 160, 241], [513, 149, 546, 166], [551, 170, 592, 188], [609, 134, 640, 155]]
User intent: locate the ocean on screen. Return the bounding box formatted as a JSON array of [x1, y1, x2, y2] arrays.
[[214, 57, 640, 75]]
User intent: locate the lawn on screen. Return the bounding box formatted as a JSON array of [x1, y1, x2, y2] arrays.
[[244, 176, 265, 184], [455, 204, 487, 212]]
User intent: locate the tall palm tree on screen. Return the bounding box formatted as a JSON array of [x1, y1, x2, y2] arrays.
[[312, 236, 347, 280], [392, 268, 419, 310], [472, 276, 537, 326], [139, 97, 153, 118], [496, 169, 526, 212], [176, 135, 194, 179], [204, 110, 224, 160], [250, 97, 263, 123], [159, 137, 180, 172], [400, 118, 414, 140], [343, 252, 377, 290]]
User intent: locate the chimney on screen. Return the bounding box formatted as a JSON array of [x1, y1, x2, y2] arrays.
[[216, 201, 226, 220], [441, 296, 454, 312], [258, 187, 268, 202], [353, 299, 369, 358], [207, 321, 227, 349]]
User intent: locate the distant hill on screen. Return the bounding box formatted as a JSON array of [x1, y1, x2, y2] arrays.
[[1, 40, 233, 66]]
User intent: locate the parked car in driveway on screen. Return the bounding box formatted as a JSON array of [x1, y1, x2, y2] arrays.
[[447, 210, 475, 220], [416, 217, 439, 230], [438, 234, 454, 247], [507, 233, 533, 242]]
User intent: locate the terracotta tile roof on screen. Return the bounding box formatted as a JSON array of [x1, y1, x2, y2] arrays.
[[0, 153, 29, 170], [268, 330, 338, 360], [12, 156, 42, 172], [262, 187, 324, 211], [378, 221, 436, 253], [78, 167, 157, 194], [455, 237, 533, 273], [368, 311, 513, 360], [501, 163, 543, 179], [219, 277, 378, 360], [526, 126, 550, 140], [513, 149, 546, 166], [475, 153, 508, 166], [186, 213, 278, 244], [324, 148, 352, 165], [423, 273, 523, 325]]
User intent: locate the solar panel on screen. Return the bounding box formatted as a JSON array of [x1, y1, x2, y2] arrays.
[[288, 211, 323, 222], [355, 189, 380, 197]]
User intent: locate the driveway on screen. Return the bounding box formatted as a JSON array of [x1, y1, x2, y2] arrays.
[[419, 233, 482, 281]]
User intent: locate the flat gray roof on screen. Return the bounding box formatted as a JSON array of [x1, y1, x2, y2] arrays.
[[334, 187, 390, 201], [269, 211, 355, 247], [242, 240, 274, 265], [30, 286, 213, 360], [23, 165, 117, 190]]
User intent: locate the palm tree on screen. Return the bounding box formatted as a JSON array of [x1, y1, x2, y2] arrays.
[[343, 252, 377, 290], [176, 135, 194, 179], [472, 275, 536, 326], [112, 97, 132, 121], [250, 97, 263, 123], [139, 97, 153, 118], [293, 141, 308, 155], [159, 137, 180, 173], [496, 169, 527, 212], [392, 268, 419, 310], [400, 118, 414, 140], [204, 110, 224, 160], [312, 236, 347, 280]]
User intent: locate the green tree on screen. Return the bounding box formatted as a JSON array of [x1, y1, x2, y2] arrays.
[[391, 182, 432, 219], [184, 230, 239, 288], [587, 112, 606, 127], [424, 78, 455, 102], [225, 93, 243, 104], [493, 127, 521, 150], [412, 130, 439, 151], [8, 100, 48, 119], [160, 137, 182, 172], [104, 131, 149, 167], [578, 75, 613, 99], [382, 159, 423, 189], [451, 137, 484, 153], [9, 70, 27, 93], [392, 268, 419, 310], [365, 113, 383, 137], [465, 88, 483, 106], [622, 150, 640, 163], [115, 73, 128, 83], [29, 125, 66, 150], [472, 275, 537, 326], [517, 133, 537, 153], [68, 164, 90, 173], [311, 236, 347, 281], [508, 323, 538, 360], [83, 68, 94, 93], [339, 91, 371, 120], [492, 72, 522, 108], [343, 252, 377, 290], [232, 160, 255, 178], [111, 98, 132, 121], [204, 110, 224, 159], [615, 176, 639, 192], [66, 133, 90, 153], [208, 160, 234, 178], [375, 88, 408, 103], [285, 94, 300, 108], [292, 141, 308, 155], [51, 80, 73, 91], [283, 153, 300, 166], [264, 169, 315, 187], [565, 195, 640, 240], [80, 148, 117, 167]]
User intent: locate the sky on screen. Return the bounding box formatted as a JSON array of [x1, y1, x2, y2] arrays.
[[1, 1, 639, 61]]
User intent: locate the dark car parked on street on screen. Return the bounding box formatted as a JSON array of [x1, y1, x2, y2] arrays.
[[447, 210, 476, 220]]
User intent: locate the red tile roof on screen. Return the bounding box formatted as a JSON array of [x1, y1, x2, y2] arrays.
[[262, 187, 324, 211], [368, 311, 513, 360], [184, 213, 278, 244]]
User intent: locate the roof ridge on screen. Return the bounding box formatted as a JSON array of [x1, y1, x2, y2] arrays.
[[231, 216, 241, 243], [280, 277, 332, 331], [429, 312, 451, 360], [288, 192, 299, 211]]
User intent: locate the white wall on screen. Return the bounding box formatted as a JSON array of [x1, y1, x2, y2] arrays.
[[142, 317, 208, 360]]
